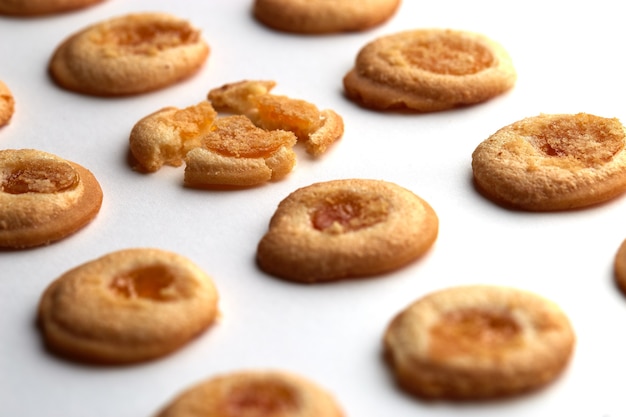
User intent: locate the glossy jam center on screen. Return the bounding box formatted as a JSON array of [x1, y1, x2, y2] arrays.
[[429, 308, 522, 360], [1, 159, 78, 194], [99, 20, 199, 54], [225, 381, 298, 416], [312, 196, 389, 233], [109, 265, 176, 300], [400, 33, 493, 75], [255, 95, 321, 140]]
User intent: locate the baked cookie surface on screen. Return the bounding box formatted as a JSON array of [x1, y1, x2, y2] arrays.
[[0, 80, 14, 127], [256, 179, 438, 282], [0, 149, 102, 248], [155, 370, 344, 417], [343, 29, 516, 112], [472, 113, 626, 211], [38, 248, 219, 364], [614, 239, 626, 296], [384, 285, 575, 400], [253, 0, 401, 34], [49, 12, 209, 96], [0, 0, 105, 16]]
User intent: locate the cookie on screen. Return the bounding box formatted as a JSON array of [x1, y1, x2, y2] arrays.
[[184, 115, 297, 187], [343, 29, 516, 112], [613, 239, 626, 296], [384, 285, 575, 400], [256, 179, 438, 283], [0, 80, 14, 127], [208, 80, 344, 156], [129, 101, 217, 173], [37, 248, 219, 364], [0, 0, 105, 16], [155, 370, 344, 417], [253, 0, 401, 34], [0, 149, 102, 248], [49, 13, 209, 96], [472, 113, 626, 211]]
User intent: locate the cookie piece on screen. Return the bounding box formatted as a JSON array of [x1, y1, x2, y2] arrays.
[[0, 149, 102, 248], [253, 0, 401, 34], [343, 29, 516, 112], [49, 13, 209, 96], [129, 101, 217, 172], [184, 115, 297, 187], [256, 179, 438, 282], [0, 0, 105, 16], [38, 248, 219, 364], [155, 370, 344, 417], [472, 113, 626, 211], [208, 80, 344, 156], [384, 285, 575, 400], [613, 239, 626, 296], [0, 80, 14, 127]]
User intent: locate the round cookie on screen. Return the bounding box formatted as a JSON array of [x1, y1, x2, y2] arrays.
[[0, 149, 102, 248], [37, 248, 219, 364], [155, 370, 344, 417], [384, 285, 575, 400], [0, 0, 105, 16], [49, 12, 209, 96], [253, 0, 401, 34], [343, 28, 516, 112], [472, 113, 626, 211], [613, 239, 626, 296], [256, 179, 438, 283], [0, 80, 14, 127]]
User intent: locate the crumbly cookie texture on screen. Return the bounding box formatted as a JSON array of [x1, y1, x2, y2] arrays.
[[472, 113, 626, 211], [155, 370, 345, 417], [343, 28, 516, 112], [0, 149, 102, 248], [253, 0, 401, 34], [0, 0, 105, 16], [208, 80, 344, 157], [384, 285, 575, 400], [0, 80, 15, 127], [256, 179, 438, 283], [49, 12, 209, 96], [38, 248, 219, 364]]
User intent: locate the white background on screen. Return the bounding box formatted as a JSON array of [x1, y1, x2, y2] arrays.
[[1, 1, 625, 416]]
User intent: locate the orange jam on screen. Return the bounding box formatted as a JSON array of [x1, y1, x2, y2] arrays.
[[1, 159, 78, 194], [109, 265, 176, 300], [312, 195, 389, 232], [225, 380, 298, 416]]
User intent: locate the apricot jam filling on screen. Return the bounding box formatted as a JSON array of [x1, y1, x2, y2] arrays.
[[225, 381, 298, 415], [1, 159, 78, 194], [428, 308, 522, 360], [312, 195, 389, 233], [97, 21, 200, 54], [202, 116, 294, 158], [255, 95, 321, 140], [109, 265, 177, 300], [524, 114, 624, 166], [399, 33, 494, 75]]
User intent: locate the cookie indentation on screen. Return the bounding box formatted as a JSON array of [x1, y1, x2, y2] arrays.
[[2, 159, 78, 194], [226, 380, 298, 415], [312, 196, 389, 233], [109, 266, 177, 301]]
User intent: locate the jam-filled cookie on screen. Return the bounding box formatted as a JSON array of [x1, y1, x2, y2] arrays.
[[49, 13, 209, 96], [472, 113, 626, 211], [0, 149, 102, 248], [256, 179, 438, 282], [384, 285, 575, 400], [0, 0, 105, 16], [253, 0, 401, 34], [38, 248, 219, 364], [0, 80, 14, 127], [155, 370, 344, 417], [343, 28, 516, 112]]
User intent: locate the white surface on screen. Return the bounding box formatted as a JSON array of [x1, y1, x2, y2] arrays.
[[1, 1, 626, 416]]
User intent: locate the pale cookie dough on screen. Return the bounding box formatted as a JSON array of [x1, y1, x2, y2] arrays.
[[0, 149, 102, 248], [384, 285, 575, 400], [343, 28, 516, 111], [0, 80, 14, 127], [256, 179, 438, 282], [49, 12, 209, 96], [208, 80, 344, 156], [0, 0, 105, 16], [38, 248, 219, 364], [253, 0, 401, 34], [472, 113, 626, 211], [155, 370, 345, 417]]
